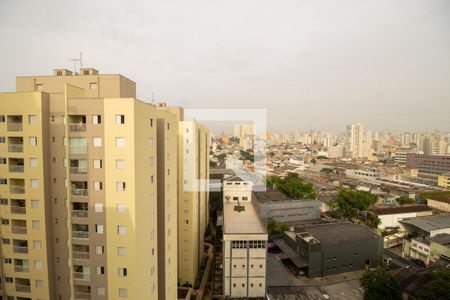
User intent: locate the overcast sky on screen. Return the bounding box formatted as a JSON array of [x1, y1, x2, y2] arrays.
[[1, 0, 449, 134]]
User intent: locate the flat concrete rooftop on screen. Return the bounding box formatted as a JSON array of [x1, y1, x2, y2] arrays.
[[223, 201, 266, 235], [294, 223, 379, 245]]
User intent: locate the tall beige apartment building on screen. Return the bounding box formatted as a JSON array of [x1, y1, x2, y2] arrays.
[[177, 119, 210, 286], [0, 68, 188, 299]]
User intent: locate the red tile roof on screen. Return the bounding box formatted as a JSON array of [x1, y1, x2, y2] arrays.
[[370, 205, 432, 215]]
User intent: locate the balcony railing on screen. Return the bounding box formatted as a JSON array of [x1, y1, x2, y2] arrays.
[[15, 284, 31, 293], [70, 167, 88, 175], [7, 123, 23, 131], [74, 291, 91, 299], [69, 146, 87, 154], [72, 210, 88, 218], [10, 186, 25, 194], [9, 165, 24, 173], [8, 144, 23, 152], [71, 189, 88, 197], [72, 231, 89, 239], [73, 272, 90, 280], [13, 246, 28, 254], [12, 226, 27, 234], [69, 124, 87, 132], [73, 251, 90, 260], [14, 265, 30, 273], [11, 206, 26, 214]]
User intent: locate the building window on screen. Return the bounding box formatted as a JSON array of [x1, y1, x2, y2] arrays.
[[32, 220, 40, 229], [149, 118, 153, 127], [94, 181, 103, 191], [117, 247, 127, 256], [28, 115, 37, 124], [116, 137, 125, 148], [118, 288, 128, 298], [93, 137, 102, 147], [117, 225, 127, 235], [97, 287, 106, 296], [31, 179, 39, 188], [148, 137, 154, 146], [93, 115, 102, 124], [0, 137, 5, 143], [97, 266, 105, 275], [30, 158, 38, 167], [116, 182, 126, 191], [33, 240, 41, 249], [0, 115, 4, 122], [118, 268, 128, 277], [90, 82, 98, 89], [36, 84, 44, 91], [93, 159, 103, 169], [29, 137, 37, 146], [35, 280, 44, 288], [94, 203, 104, 213], [0, 198, 7, 205], [35, 260, 43, 269], [116, 159, 125, 169], [95, 224, 104, 234], [95, 246, 105, 254], [116, 115, 125, 124], [117, 204, 127, 213]]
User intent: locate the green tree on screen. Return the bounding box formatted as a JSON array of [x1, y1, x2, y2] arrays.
[[267, 218, 290, 235], [416, 270, 450, 300], [396, 196, 415, 205], [361, 265, 401, 300], [216, 153, 227, 166], [310, 158, 317, 165], [335, 189, 377, 222], [267, 173, 317, 199], [209, 160, 217, 167]]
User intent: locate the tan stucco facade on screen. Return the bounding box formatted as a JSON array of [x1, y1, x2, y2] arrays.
[[0, 69, 189, 300]]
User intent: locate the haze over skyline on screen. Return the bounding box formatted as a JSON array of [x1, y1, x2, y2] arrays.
[[1, 0, 449, 132]]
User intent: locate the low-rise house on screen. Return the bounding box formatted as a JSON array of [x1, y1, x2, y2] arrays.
[[426, 195, 450, 212], [370, 205, 433, 231], [400, 215, 450, 265]]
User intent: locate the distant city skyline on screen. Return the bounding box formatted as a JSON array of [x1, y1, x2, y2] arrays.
[[1, 0, 449, 133]]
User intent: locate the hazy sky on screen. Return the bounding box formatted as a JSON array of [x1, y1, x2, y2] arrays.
[[1, 0, 449, 133]]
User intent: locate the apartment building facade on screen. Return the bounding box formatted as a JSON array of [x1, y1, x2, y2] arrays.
[[0, 68, 182, 299], [177, 119, 210, 286]]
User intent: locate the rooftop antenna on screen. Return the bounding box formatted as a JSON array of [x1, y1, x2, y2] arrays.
[[69, 52, 83, 74]]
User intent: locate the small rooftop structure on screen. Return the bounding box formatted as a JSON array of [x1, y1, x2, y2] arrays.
[[294, 223, 379, 245], [370, 205, 432, 216]]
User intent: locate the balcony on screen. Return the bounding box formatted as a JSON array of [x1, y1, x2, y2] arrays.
[[72, 224, 89, 239], [14, 259, 30, 273], [69, 124, 87, 132], [71, 181, 88, 197], [69, 137, 87, 154], [70, 160, 88, 175], [73, 265, 90, 280], [9, 158, 25, 173], [8, 137, 24, 153], [73, 244, 89, 260], [11, 199, 26, 214], [72, 202, 88, 218], [7, 115, 23, 131], [75, 285, 91, 299], [15, 278, 31, 293], [13, 240, 28, 254], [10, 179, 25, 194], [68, 115, 87, 132], [11, 220, 27, 234]]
